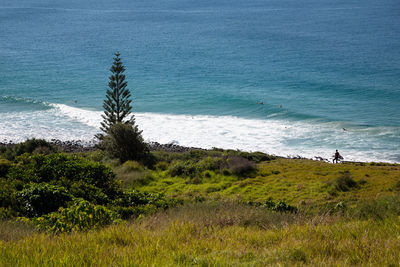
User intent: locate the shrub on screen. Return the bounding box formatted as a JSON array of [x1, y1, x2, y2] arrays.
[[225, 156, 256, 176], [222, 168, 232, 176], [334, 171, 358, 192], [0, 178, 19, 211], [99, 122, 149, 163], [197, 157, 223, 171], [31, 199, 121, 233], [358, 179, 367, 186], [122, 160, 143, 172], [263, 200, 297, 213], [202, 170, 212, 178], [1, 139, 58, 160], [224, 150, 275, 163], [168, 161, 199, 178], [7, 153, 121, 200], [0, 158, 12, 177], [16, 183, 72, 217], [68, 181, 109, 205], [289, 248, 307, 263], [111, 190, 181, 219], [155, 161, 169, 171], [0, 207, 17, 219]]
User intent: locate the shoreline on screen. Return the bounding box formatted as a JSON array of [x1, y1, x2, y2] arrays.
[[1, 139, 397, 165]]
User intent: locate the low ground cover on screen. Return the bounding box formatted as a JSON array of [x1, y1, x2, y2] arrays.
[[1, 140, 400, 265]]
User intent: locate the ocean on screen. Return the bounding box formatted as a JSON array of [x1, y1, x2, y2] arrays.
[[1, 0, 399, 162]]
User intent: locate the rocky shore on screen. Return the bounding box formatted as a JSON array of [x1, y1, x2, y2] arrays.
[[0, 139, 202, 154]]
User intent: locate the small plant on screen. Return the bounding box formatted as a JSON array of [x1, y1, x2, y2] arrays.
[[394, 180, 400, 189], [31, 199, 121, 233], [289, 248, 307, 263], [263, 200, 297, 213], [222, 168, 231, 176], [334, 171, 358, 192], [225, 156, 256, 177], [168, 161, 198, 178], [202, 170, 212, 178], [155, 161, 169, 171], [358, 179, 367, 186], [122, 160, 144, 172]]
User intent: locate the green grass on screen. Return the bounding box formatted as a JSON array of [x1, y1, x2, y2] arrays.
[[2, 148, 400, 266], [1, 201, 400, 266], [116, 156, 400, 208]]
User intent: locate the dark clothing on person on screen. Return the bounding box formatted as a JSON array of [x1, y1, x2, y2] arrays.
[[333, 150, 341, 163]]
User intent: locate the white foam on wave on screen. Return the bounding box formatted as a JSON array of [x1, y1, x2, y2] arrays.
[[1, 103, 399, 163]]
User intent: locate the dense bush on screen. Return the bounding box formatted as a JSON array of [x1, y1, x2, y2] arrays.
[[223, 150, 275, 163], [31, 200, 121, 233], [7, 153, 121, 200], [0, 158, 12, 177], [334, 171, 358, 192], [168, 161, 198, 178], [225, 156, 256, 176], [153, 149, 274, 165], [68, 181, 109, 205], [0, 139, 58, 160], [99, 122, 149, 163], [16, 183, 72, 217], [0, 178, 19, 211]]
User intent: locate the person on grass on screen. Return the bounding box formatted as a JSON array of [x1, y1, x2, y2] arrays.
[[333, 149, 342, 163]]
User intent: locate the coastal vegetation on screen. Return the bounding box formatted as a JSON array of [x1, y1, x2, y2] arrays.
[[1, 139, 400, 265], [97, 52, 149, 163], [1, 52, 399, 265]]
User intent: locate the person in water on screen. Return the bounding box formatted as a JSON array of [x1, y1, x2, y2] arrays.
[[333, 150, 342, 163]]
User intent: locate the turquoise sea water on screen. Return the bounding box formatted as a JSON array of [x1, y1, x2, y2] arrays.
[[1, 0, 399, 162]]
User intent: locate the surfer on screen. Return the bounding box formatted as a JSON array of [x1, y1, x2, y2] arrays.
[[333, 150, 343, 163]]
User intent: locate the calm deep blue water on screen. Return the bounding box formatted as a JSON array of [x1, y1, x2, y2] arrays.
[[1, 0, 400, 162]]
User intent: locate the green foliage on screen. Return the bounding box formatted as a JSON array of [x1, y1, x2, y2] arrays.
[[223, 150, 275, 163], [0, 178, 19, 212], [16, 183, 72, 217], [225, 156, 256, 176], [99, 122, 149, 162], [0, 207, 17, 219], [334, 171, 358, 192], [166, 155, 255, 179], [0, 139, 58, 160], [197, 156, 223, 171], [288, 248, 307, 263], [100, 52, 134, 133], [346, 195, 400, 220], [262, 200, 298, 213], [111, 190, 182, 219], [68, 181, 109, 205], [122, 160, 144, 172], [154, 161, 168, 171], [31, 200, 121, 233], [168, 160, 199, 178], [7, 153, 121, 200], [0, 158, 12, 177]]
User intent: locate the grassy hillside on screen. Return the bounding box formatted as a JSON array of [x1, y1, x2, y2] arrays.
[[1, 144, 400, 266], [111, 151, 400, 207], [1, 202, 400, 266]]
